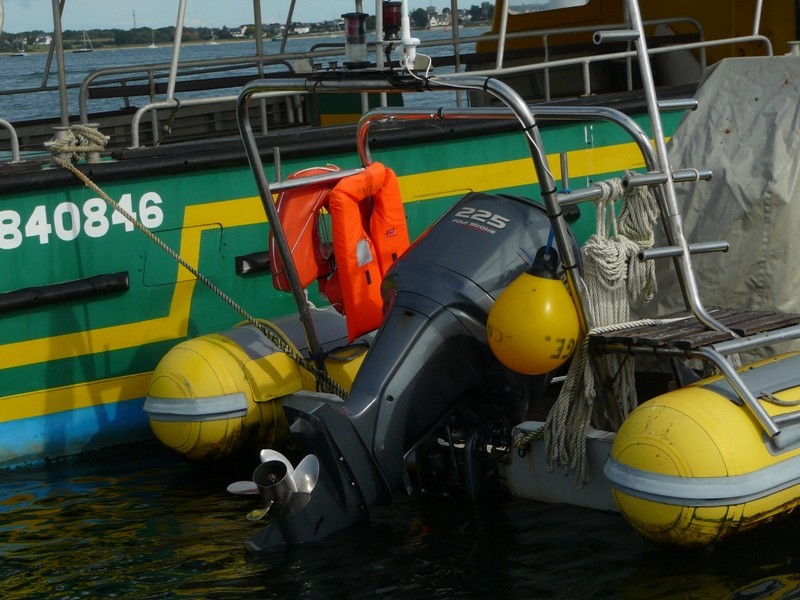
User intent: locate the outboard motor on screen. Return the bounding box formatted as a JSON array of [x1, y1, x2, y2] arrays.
[[246, 192, 578, 551]]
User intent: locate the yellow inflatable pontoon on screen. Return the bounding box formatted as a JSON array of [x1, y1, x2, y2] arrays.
[[605, 352, 800, 548]]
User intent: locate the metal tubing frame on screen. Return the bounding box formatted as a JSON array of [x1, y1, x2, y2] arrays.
[[355, 101, 666, 334], [594, 0, 732, 344], [235, 52, 581, 370], [236, 72, 590, 360], [235, 71, 687, 431], [638, 241, 728, 261], [0, 119, 21, 163]]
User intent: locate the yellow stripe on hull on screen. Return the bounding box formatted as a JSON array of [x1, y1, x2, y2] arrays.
[[400, 142, 647, 201], [2, 373, 153, 422], [0, 140, 647, 423]]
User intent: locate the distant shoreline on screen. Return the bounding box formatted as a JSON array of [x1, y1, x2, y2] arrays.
[[7, 38, 256, 54], [5, 24, 491, 55]]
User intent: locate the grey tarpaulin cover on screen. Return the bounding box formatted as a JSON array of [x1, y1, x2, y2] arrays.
[[653, 56, 800, 353]]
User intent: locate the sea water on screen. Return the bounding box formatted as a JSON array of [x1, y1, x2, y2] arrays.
[[0, 28, 486, 124], [3, 440, 800, 599]]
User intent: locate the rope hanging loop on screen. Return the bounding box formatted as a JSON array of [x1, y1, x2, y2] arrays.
[[541, 172, 660, 486]]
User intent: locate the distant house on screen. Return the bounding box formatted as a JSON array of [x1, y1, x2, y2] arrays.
[[35, 35, 53, 45], [428, 13, 451, 28], [293, 26, 311, 34]]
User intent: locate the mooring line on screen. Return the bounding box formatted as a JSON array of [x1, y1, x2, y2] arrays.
[[49, 126, 348, 400]]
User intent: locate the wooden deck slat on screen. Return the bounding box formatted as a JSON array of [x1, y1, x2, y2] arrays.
[[590, 308, 800, 351], [735, 312, 800, 335]]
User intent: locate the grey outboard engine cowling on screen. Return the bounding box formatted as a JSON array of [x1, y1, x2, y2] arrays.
[[246, 192, 576, 552]]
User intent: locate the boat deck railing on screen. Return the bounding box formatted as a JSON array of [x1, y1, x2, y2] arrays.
[[124, 14, 770, 125], [413, 17, 713, 101], [0, 119, 21, 163], [127, 90, 307, 148], [453, 32, 772, 101], [108, 18, 774, 148], [0, 3, 780, 156]]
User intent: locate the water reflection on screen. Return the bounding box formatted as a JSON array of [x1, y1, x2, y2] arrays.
[[2, 443, 800, 598]]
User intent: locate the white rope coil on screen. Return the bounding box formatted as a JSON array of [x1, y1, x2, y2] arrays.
[[543, 173, 659, 486]]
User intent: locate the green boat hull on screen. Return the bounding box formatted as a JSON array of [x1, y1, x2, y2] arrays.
[[0, 110, 680, 468]]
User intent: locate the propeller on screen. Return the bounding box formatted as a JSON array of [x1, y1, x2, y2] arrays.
[[227, 450, 320, 522]]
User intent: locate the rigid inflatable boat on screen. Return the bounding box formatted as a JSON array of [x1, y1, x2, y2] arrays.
[[143, 0, 800, 552]]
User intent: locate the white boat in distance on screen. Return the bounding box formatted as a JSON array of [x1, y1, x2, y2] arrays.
[[73, 30, 93, 53]]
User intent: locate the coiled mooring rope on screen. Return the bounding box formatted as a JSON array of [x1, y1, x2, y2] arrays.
[[537, 173, 660, 486], [49, 124, 349, 400], [45, 123, 109, 165]]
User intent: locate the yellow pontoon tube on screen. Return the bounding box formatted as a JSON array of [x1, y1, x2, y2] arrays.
[[605, 352, 800, 548]]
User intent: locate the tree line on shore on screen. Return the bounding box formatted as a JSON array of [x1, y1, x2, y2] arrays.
[[2, 3, 494, 53], [3, 26, 253, 53]]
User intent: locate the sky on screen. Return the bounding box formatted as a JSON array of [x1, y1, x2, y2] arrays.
[[1, 0, 452, 33]]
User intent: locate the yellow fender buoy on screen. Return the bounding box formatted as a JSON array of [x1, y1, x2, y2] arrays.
[[486, 247, 579, 375]]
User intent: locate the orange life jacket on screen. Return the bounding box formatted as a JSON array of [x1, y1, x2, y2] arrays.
[[328, 162, 410, 341], [269, 166, 339, 291], [268, 162, 410, 341]]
